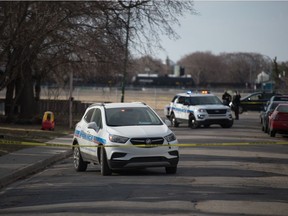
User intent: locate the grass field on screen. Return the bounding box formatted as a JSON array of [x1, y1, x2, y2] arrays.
[[39, 87, 228, 111], [0, 87, 249, 111]]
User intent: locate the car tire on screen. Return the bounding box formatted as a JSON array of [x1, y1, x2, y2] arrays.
[[165, 166, 177, 174], [73, 146, 88, 172], [170, 113, 179, 127], [100, 147, 112, 176], [189, 115, 199, 129]]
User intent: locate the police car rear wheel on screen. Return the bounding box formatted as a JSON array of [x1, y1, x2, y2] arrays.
[[73, 146, 88, 172], [100, 147, 112, 176]]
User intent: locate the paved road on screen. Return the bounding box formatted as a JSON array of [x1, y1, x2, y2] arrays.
[[0, 112, 288, 216], [175, 111, 286, 144]]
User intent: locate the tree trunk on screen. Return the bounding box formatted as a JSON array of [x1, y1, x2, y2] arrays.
[[5, 80, 16, 122], [16, 61, 37, 122], [35, 76, 41, 101]]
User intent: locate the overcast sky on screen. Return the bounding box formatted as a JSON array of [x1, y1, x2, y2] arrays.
[[155, 1, 288, 63]]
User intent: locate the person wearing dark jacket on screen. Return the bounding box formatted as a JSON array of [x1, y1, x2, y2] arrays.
[[222, 90, 232, 106], [232, 91, 241, 120]]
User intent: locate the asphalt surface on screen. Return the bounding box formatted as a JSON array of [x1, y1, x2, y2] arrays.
[[0, 134, 73, 189], [0, 110, 285, 189], [0, 109, 166, 189]]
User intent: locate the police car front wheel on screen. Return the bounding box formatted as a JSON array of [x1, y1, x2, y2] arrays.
[[170, 113, 179, 127], [189, 116, 199, 129], [100, 147, 112, 176], [73, 146, 88, 172]]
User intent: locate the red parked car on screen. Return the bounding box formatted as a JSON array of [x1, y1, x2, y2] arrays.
[[268, 104, 288, 137]]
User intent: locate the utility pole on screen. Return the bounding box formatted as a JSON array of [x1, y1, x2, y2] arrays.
[[69, 71, 73, 128], [121, 6, 131, 103]]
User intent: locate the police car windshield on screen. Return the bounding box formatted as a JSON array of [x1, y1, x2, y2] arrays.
[[105, 107, 163, 127], [188, 96, 222, 105]]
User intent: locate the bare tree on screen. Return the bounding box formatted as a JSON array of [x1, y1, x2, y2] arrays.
[[271, 57, 288, 92], [0, 1, 195, 121], [0, 2, 74, 120], [177, 51, 276, 89], [220, 52, 272, 88], [178, 52, 224, 86], [114, 0, 196, 101], [0, 2, 126, 121], [129, 55, 166, 76]]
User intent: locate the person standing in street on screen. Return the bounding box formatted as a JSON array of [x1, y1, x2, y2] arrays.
[[232, 91, 241, 120], [222, 90, 232, 106]]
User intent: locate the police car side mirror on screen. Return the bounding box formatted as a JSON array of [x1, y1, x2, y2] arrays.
[[88, 122, 100, 132]]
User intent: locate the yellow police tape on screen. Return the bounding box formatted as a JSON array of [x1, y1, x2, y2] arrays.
[[1, 139, 288, 148]]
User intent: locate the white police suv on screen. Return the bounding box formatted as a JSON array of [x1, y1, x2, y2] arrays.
[[165, 91, 233, 128], [72, 102, 179, 175]]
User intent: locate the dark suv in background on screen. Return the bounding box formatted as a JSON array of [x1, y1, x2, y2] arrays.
[[239, 92, 280, 113]]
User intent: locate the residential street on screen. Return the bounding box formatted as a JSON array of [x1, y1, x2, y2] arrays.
[[0, 112, 288, 215]]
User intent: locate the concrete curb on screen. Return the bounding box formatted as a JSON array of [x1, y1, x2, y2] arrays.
[[0, 149, 72, 189]]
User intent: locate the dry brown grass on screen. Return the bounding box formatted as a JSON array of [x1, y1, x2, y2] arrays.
[[42, 87, 192, 110]]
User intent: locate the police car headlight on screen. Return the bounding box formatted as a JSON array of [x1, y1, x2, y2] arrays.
[[164, 133, 177, 142], [109, 134, 129, 144], [197, 109, 206, 113]]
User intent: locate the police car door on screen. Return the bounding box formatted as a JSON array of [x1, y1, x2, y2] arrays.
[[86, 108, 104, 161], [182, 97, 191, 120], [175, 96, 187, 120], [78, 108, 95, 156]]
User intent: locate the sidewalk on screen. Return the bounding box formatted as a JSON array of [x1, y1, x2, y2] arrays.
[[0, 134, 73, 189]]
